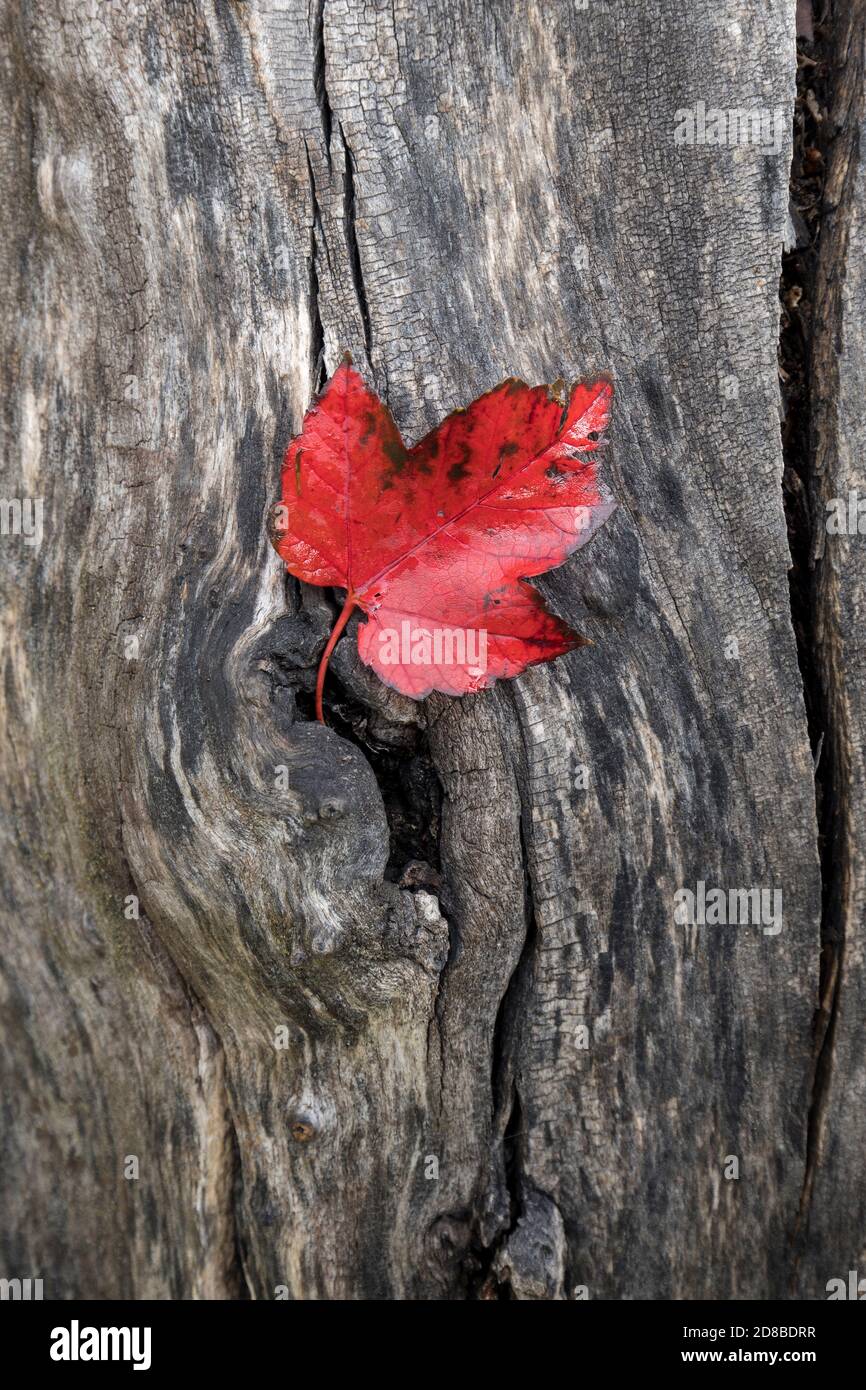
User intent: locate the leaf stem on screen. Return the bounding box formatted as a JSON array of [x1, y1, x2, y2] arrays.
[[316, 591, 357, 723]]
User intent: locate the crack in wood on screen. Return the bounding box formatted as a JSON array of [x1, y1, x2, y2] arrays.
[[304, 141, 327, 392], [312, 0, 333, 167], [783, 0, 866, 1274], [340, 122, 373, 363]]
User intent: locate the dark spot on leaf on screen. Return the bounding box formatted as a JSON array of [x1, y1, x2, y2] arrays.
[[447, 440, 472, 486], [382, 435, 408, 472]]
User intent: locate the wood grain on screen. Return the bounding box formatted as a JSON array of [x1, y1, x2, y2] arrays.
[[0, 0, 858, 1300]]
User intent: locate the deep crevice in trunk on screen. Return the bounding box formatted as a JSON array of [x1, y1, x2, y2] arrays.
[[474, 773, 538, 1298], [312, 0, 333, 163], [779, 0, 845, 1257], [340, 122, 373, 362], [304, 144, 327, 394], [297, 670, 443, 883]]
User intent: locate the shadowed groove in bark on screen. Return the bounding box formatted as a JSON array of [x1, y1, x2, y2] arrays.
[[779, 0, 853, 1255], [312, 0, 333, 163], [226, 1084, 255, 1299], [474, 740, 539, 1297], [190, 991, 252, 1300], [340, 123, 373, 362], [295, 661, 443, 882], [304, 143, 327, 393]]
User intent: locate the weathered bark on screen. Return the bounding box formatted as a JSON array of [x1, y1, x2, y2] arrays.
[[792, 0, 866, 1296], [0, 0, 861, 1300]]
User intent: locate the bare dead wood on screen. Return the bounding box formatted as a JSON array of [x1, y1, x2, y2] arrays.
[[0, 0, 860, 1301]]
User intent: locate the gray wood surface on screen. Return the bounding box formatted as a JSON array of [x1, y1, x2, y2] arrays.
[[0, 0, 861, 1300]]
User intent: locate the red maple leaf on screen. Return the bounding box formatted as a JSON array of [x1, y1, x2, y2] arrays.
[[269, 357, 615, 721]]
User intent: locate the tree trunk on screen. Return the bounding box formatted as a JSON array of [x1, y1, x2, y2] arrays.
[[0, 0, 862, 1300]]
